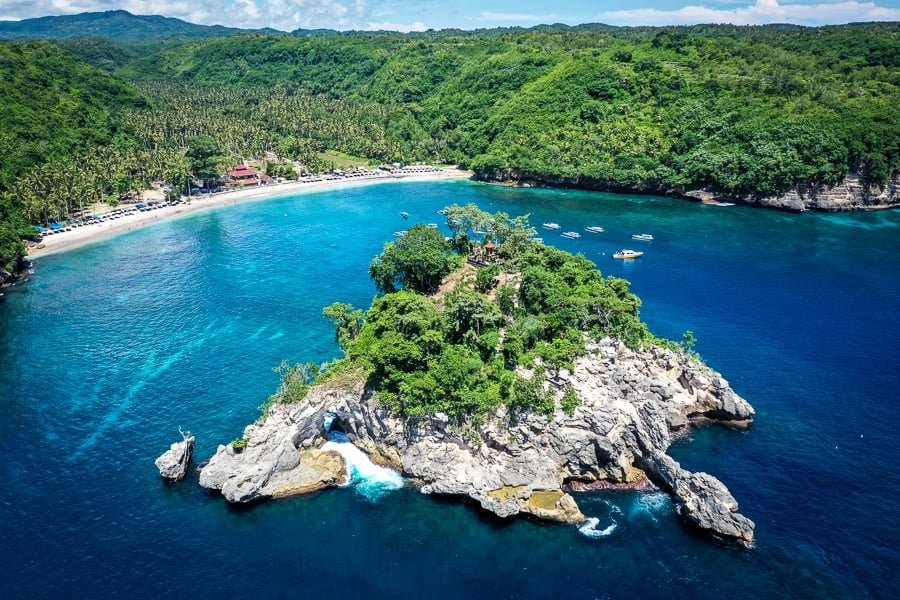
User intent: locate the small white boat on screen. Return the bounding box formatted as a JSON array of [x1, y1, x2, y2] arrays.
[[613, 249, 643, 259], [542, 222, 561, 230], [426, 223, 438, 229], [400, 211, 410, 219], [533, 237, 544, 243], [437, 209, 448, 215], [393, 230, 407, 237], [712, 202, 735, 207], [585, 226, 605, 233], [631, 234, 654, 241], [561, 231, 581, 239]]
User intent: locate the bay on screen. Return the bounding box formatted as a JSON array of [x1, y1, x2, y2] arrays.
[[1, 180, 897, 598]]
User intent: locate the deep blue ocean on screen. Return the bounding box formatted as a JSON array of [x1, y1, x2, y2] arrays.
[[1, 180, 898, 598]]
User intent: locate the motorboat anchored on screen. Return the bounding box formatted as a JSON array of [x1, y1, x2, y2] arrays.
[[400, 211, 410, 219], [631, 234, 654, 241], [561, 231, 581, 239], [613, 249, 643, 259], [585, 226, 605, 233], [542, 222, 561, 230]]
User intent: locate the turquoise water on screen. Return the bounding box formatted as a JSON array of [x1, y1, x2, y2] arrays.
[[1, 180, 898, 598]]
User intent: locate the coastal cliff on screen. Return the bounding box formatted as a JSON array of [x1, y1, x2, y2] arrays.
[[685, 173, 900, 212], [476, 170, 899, 212], [200, 338, 755, 544]]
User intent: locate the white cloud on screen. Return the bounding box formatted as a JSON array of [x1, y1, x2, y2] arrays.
[[597, 0, 900, 26], [475, 11, 561, 22], [365, 20, 427, 32]]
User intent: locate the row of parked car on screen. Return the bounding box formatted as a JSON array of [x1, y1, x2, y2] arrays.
[[33, 199, 186, 236]]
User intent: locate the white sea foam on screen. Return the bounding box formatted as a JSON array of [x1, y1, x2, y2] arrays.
[[322, 432, 404, 500], [578, 517, 618, 539], [578, 500, 622, 539], [631, 492, 672, 522]]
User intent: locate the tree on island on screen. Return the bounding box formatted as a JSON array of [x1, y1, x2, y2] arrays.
[[445, 203, 537, 259], [322, 302, 364, 349], [369, 224, 458, 294]]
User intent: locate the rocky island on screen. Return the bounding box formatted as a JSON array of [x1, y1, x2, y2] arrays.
[[199, 205, 756, 545]]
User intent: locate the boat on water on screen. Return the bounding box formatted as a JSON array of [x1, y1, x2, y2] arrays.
[[393, 230, 407, 237], [542, 223, 561, 230], [712, 202, 736, 207], [436, 209, 448, 215], [561, 231, 581, 239], [631, 234, 654, 241], [613, 249, 643, 259], [400, 211, 410, 219], [426, 223, 438, 229], [585, 226, 605, 233]]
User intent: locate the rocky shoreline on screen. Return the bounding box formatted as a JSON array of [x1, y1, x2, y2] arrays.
[[0, 258, 31, 294], [475, 170, 899, 212], [198, 338, 756, 546]]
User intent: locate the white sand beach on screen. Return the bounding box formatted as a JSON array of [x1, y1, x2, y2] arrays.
[[28, 168, 471, 258]]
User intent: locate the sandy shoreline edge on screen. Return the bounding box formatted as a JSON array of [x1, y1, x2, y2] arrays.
[[28, 168, 472, 259]]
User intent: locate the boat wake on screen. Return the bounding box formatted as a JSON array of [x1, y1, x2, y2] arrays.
[[321, 431, 404, 501]]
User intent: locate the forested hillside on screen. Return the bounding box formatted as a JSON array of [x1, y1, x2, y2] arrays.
[[0, 41, 145, 273], [121, 24, 900, 193], [1, 19, 898, 278], [0, 10, 269, 42]]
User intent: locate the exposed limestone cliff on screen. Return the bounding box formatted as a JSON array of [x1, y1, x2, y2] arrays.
[[200, 338, 756, 545], [197, 410, 346, 502], [476, 169, 899, 212], [685, 174, 899, 212]]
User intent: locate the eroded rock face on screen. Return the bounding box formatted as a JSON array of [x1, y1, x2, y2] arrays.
[[155, 434, 194, 481], [686, 174, 900, 212], [200, 338, 756, 544], [642, 452, 755, 544], [198, 408, 346, 503]]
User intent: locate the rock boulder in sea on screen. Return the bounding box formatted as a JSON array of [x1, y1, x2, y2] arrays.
[[155, 432, 195, 481], [200, 338, 756, 545]]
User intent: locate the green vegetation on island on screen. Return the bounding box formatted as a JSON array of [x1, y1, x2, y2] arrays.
[[318, 205, 652, 422]]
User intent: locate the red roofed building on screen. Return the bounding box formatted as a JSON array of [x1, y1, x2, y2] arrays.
[[228, 164, 269, 187]]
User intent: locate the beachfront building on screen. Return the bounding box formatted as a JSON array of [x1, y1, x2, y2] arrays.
[[227, 164, 269, 188]]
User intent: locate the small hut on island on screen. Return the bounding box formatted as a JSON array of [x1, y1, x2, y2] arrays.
[[468, 240, 500, 266]]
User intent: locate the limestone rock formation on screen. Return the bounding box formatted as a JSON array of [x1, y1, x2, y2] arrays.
[[198, 408, 345, 502], [685, 173, 900, 212], [200, 338, 756, 545], [478, 169, 899, 212], [155, 432, 195, 481]]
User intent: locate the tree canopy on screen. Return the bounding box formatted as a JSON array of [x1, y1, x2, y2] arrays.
[[369, 224, 460, 294], [322, 206, 655, 423]]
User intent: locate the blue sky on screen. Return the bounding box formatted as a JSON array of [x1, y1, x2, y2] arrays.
[[1, 0, 898, 31]]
